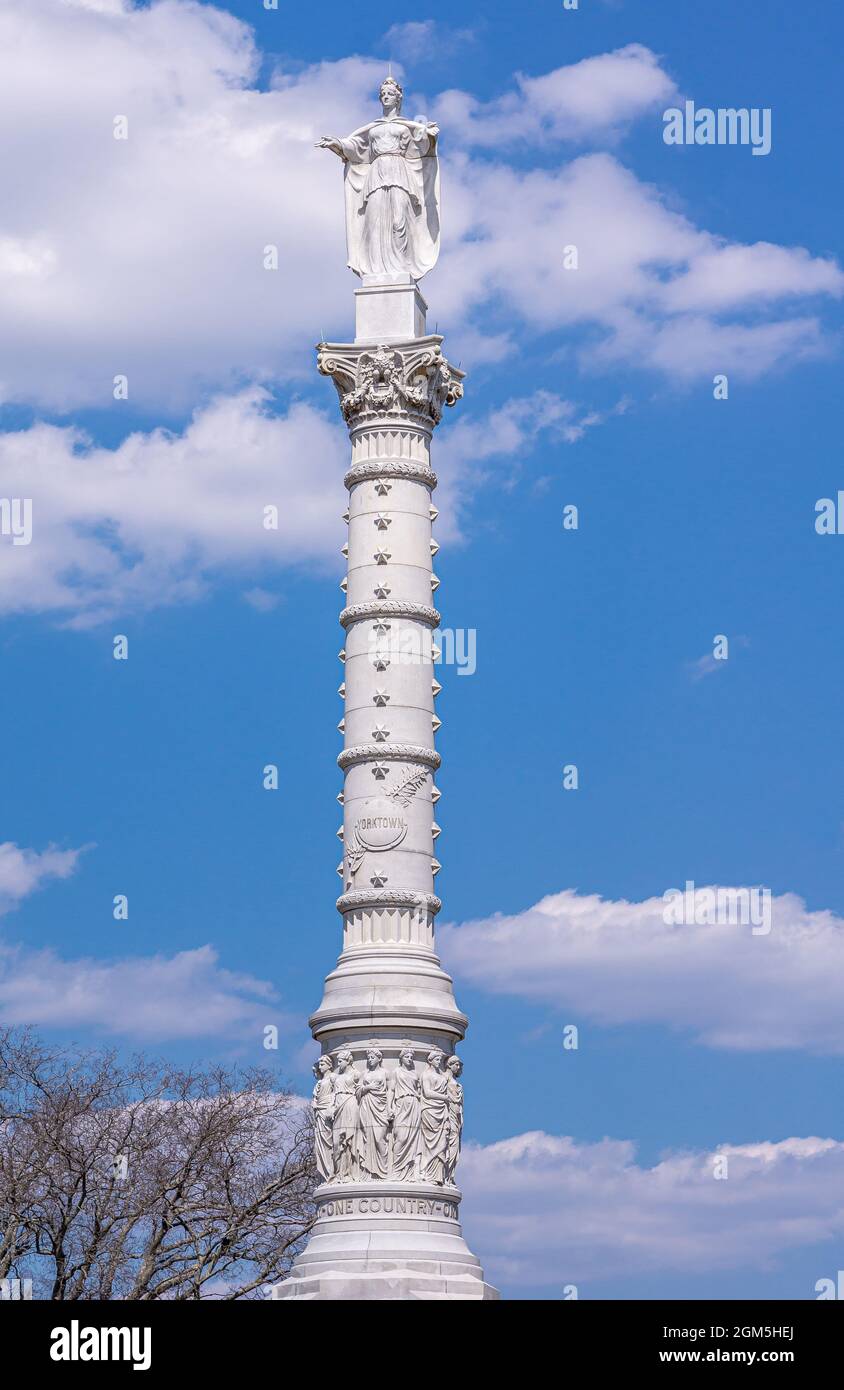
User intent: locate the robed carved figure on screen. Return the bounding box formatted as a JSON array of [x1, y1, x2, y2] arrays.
[[312, 1055, 335, 1183], [390, 1047, 422, 1181], [332, 1050, 360, 1182], [420, 1049, 451, 1185], [316, 75, 440, 281], [356, 1047, 391, 1180]]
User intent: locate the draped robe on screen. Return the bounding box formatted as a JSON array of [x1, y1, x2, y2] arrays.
[[445, 1076, 463, 1184], [332, 1066, 360, 1182], [420, 1064, 450, 1184], [356, 1065, 390, 1180], [390, 1064, 422, 1180], [312, 1073, 335, 1183], [337, 117, 440, 280]]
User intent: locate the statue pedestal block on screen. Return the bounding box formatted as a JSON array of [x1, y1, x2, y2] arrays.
[[355, 275, 427, 343]]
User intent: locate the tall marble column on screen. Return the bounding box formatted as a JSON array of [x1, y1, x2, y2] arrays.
[[273, 74, 497, 1301], [273, 281, 496, 1299]]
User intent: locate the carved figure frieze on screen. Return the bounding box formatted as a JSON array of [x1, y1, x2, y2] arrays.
[[311, 1045, 464, 1186]]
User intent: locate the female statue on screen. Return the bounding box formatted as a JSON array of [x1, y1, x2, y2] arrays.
[[444, 1055, 464, 1185], [311, 1054, 335, 1183], [390, 1047, 422, 1181], [356, 1047, 391, 1180], [420, 1049, 450, 1185], [332, 1049, 360, 1182], [316, 75, 440, 281]]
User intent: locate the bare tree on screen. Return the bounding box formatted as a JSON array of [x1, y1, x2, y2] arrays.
[[0, 1027, 316, 1299]]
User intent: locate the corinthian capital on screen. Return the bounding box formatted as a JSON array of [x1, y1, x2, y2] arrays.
[[317, 337, 464, 429]]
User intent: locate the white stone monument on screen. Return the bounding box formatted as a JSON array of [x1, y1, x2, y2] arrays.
[[273, 75, 498, 1301]]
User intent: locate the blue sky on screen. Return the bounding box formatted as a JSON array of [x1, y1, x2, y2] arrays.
[[1, 0, 843, 1299]]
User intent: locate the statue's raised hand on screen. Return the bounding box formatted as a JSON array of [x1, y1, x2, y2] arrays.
[[411, 117, 438, 139], [315, 135, 343, 156]]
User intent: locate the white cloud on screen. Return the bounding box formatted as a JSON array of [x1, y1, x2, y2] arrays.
[[661, 242, 843, 314], [687, 649, 725, 681], [593, 310, 833, 381], [0, 842, 84, 914], [686, 637, 748, 681], [0, 387, 345, 624], [64, 0, 126, 12], [441, 888, 844, 1053], [0, 938, 289, 1042], [242, 586, 282, 613], [437, 152, 843, 381], [0, 835, 291, 1043], [433, 44, 678, 147], [0, 382, 597, 621], [382, 21, 476, 65], [432, 389, 625, 538], [461, 1130, 844, 1290]]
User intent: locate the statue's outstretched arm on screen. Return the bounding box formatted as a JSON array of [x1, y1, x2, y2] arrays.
[[315, 123, 374, 161], [315, 136, 346, 159], [407, 119, 439, 155]]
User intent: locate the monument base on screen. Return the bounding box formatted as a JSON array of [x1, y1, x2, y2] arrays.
[[271, 1180, 499, 1301], [271, 1269, 499, 1301]]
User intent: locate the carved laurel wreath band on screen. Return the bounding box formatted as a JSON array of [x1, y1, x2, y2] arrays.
[[339, 602, 441, 631], [344, 461, 438, 490], [337, 743, 441, 772]]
